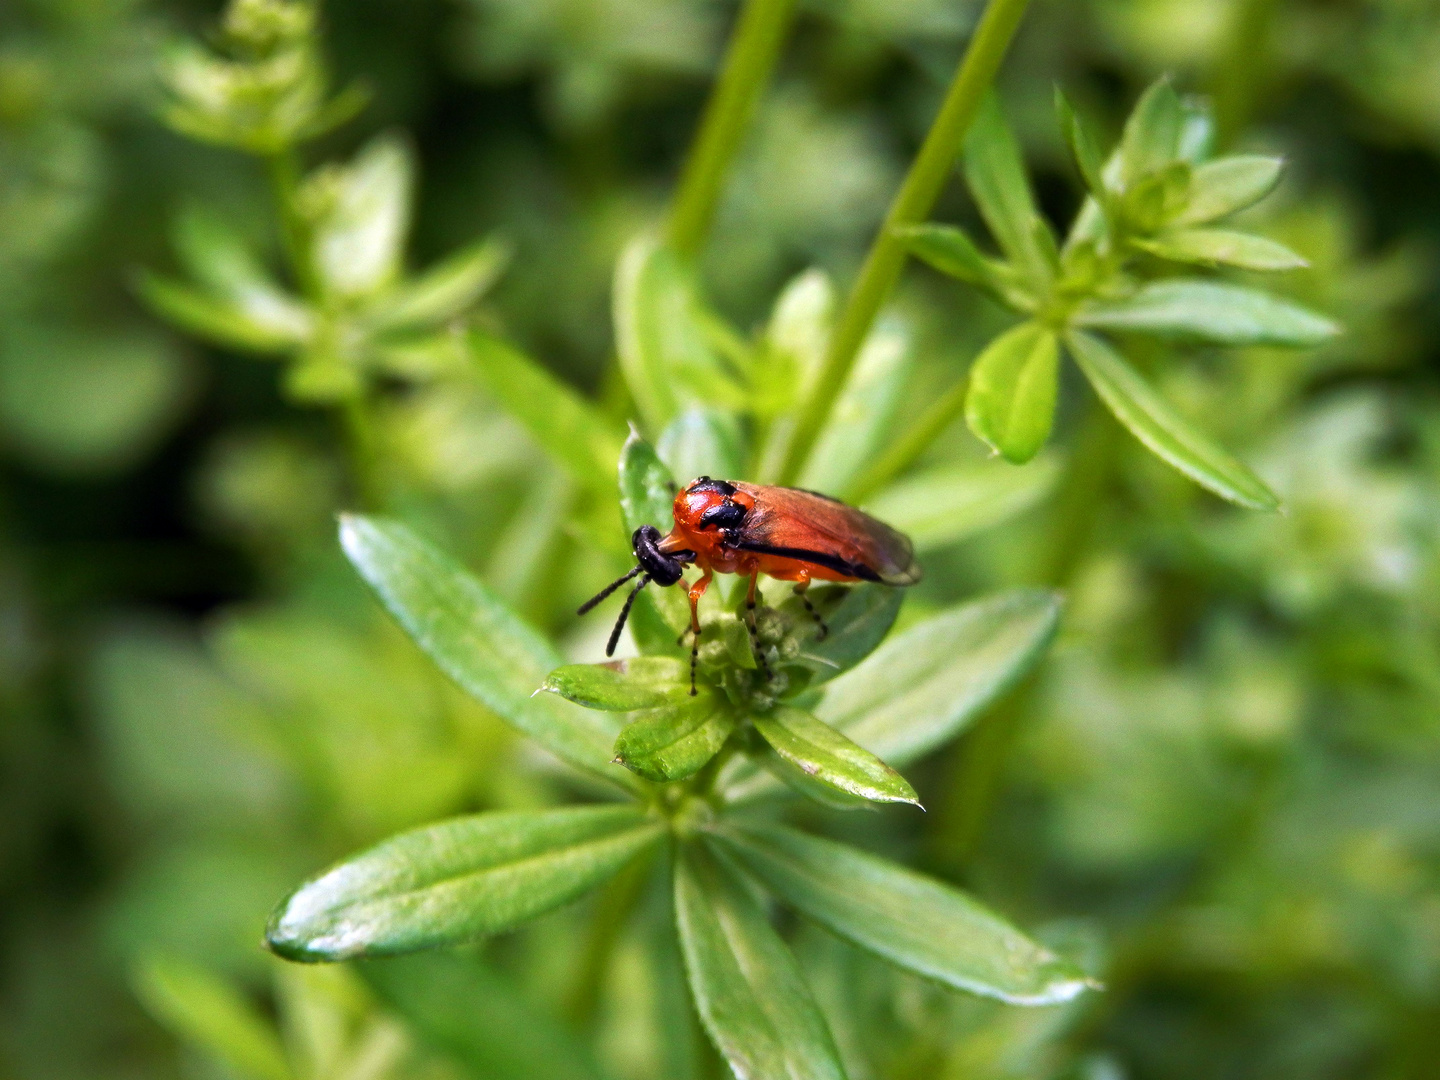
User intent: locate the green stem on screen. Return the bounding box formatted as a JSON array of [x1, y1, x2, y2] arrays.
[[776, 0, 1034, 485], [667, 0, 798, 258], [266, 150, 318, 298], [844, 372, 969, 502]]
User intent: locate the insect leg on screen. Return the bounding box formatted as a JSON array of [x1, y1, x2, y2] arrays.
[[745, 571, 773, 681], [686, 571, 712, 697], [793, 572, 828, 640]]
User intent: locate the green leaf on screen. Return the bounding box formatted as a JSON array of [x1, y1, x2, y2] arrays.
[[370, 236, 510, 331], [469, 331, 621, 490], [864, 454, 1061, 552], [1055, 88, 1108, 202], [362, 953, 607, 1080], [780, 583, 903, 688], [673, 844, 847, 1080], [710, 824, 1097, 1005], [657, 407, 745, 486], [542, 657, 691, 711], [1133, 229, 1308, 271], [614, 236, 735, 433], [1076, 279, 1340, 347], [752, 706, 919, 807], [965, 322, 1061, 464], [132, 956, 293, 1080], [1118, 77, 1184, 187], [819, 589, 1060, 767], [964, 93, 1056, 290], [339, 515, 638, 789], [137, 271, 306, 354], [614, 694, 735, 782], [1175, 155, 1284, 226], [891, 223, 1027, 307], [308, 135, 412, 300], [1066, 330, 1279, 510], [619, 427, 678, 533], [266, 805, 663, 960], [799, 319, 914, 494]]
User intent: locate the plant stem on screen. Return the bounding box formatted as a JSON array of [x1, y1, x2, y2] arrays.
[[266, 150, 318, 298], [844, 372, 969, 502], [776, 0, 1034, 485], [667, 0, 798, 258]]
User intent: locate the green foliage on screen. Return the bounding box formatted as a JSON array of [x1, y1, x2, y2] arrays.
[[8, 0, 1440, 1078], [900, 77, 1341, 506]]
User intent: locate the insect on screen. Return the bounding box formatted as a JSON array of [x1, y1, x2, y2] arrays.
[[579, 477, 921, 694]]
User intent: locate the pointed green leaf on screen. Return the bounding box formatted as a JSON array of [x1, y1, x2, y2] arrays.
[[1067, 330, 1279, 510], [779, 582, 903, 688], [1055, 88, 1108, 201], [673, 844, 847, 1080], [1120, 160, 1191, 233], [799, 320, 914, 494], [752, 706, 919, 807], [726, 591, 1061, 804], [370, 236, 510, 331], [1076, 279, 1340, 346], [820, 589, 1061, 766], [891, 223, 1028, 308], [542, 657, 691, 711], [614, 694, 735, 782], [964, 93, 1055, 289], [619, 427, 678, 533], [1118, 77, 1184, 187], [965, 322, 1060, 464], [267, 806, 663, 960], [469, 331, 621, 490], [133, 957, 293, 1080], [362, 953, 607, 1080], [710, 824, 1097, 1005], [339, 515, 638, 789], [658, 407, 745, 486], [864, 454, 1061, 552], [1175, 155, 1284, 226], [1134, 229, 1308, 271], [137, 271, 306, 354]]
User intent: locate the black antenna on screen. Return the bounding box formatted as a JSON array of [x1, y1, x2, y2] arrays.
[[606, 575, 651, 656], [577, 565, 642, 616]]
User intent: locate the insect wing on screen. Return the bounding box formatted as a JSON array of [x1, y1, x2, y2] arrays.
[[732, 483, 920, 586]]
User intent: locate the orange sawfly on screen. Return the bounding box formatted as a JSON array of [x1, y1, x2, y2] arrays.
[[579, 477, 920, 694]]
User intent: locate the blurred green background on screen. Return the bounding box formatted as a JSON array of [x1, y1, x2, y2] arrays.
[[2, 0, 1438, 1078]]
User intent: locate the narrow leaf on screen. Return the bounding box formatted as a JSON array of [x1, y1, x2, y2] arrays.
[[266, 805, 663, 960], [964, 93, 1055, 289], [658, 407, 745, 486], [1118, 77, 1184, 187], [370, 236, 510, 331], [1055, 88, 1108, 201], [864, 454, 1061, 552], [362, 953, 606, 1080], [1067, 330, 1280, 510], [339, 515, 637, 788], [892, 223, 1024, 307], [820, 589, 1061, 766], [965, 322, 1060, 464], [752, 706, 919, 807], [310, 136, 412, 300], [619, 428, 678, 533], [781, 583, 902, 688], [673, 844, 847, 1080], [614, 694, 735, 782], [542, 657, 691, 711], [1076, 279, 1340, 346], [469, 331, 622, 490], [1134, 229, 1308, 271], [1175, 155, 1284, 226], [137, 272, 306, 354], [133, 957, 293, 1080], [710, 824, 1096, 1005]]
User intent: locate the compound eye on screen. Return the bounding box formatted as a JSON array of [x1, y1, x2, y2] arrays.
[[698, 499, 747, 531]]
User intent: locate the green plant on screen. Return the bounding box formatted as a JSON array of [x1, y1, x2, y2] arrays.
[[124, 1, 1373, 1078]]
